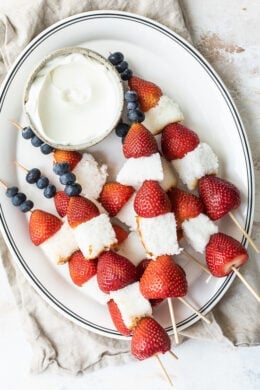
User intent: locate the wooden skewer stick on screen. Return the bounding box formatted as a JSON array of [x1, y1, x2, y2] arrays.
[[178, 297, 211, 324], [229, 212, 260, 253], [183, 249, 211, 275], [155, 354, 173, 387], [168, 350, 179, 360], [10, 120, 23, 131], [13, 161, 28, 173], [231, 266, 260, 302], [0, 179, 8, 190], [167, 298, 179, 344]]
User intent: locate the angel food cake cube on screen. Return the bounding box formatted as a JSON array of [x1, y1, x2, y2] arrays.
[[172, 143, 219, 190], [73, 214, 117, 259], [143, 95, 184, 135], [110, 282, 152, 329], [117, 153, 163, 187], [40, 218, 78, 264], [136, 213, 182, 258], [117, 231, 147, 266]]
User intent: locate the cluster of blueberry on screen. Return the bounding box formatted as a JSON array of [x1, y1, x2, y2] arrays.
[[108, 52, 132, 81], [25, 168, 56, 198], [21, 126, 54, 155], [5, 186, 34, 212], [53, 162, 82, 197], [125, 90, 145, 123]]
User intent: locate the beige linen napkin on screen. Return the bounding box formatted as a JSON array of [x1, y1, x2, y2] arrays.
[[0, 0, 259, 375]]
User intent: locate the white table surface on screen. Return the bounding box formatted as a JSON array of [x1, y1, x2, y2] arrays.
[[0, 1, 260, 389]]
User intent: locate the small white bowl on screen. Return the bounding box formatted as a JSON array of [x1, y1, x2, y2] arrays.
[[24, 47, 124, 151]]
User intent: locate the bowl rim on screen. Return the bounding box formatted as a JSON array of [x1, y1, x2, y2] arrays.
[[23, 46, 124, 151]]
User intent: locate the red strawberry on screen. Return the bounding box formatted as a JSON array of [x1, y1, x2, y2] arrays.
[[140, 255, 188, 299], [161, 123, 200, 160], [131, 317, 171, 360], [128, 76, 162, 112], [54, 191, 70, 217], [107, 299, 132, 336], [198, 175, 241, 220], [68, 250, 97, 286], [29, 209, 62, 246], [136, 259, 164, 307], [99, 182, 134, 216], [122, 123, 158, 158], [112, 224, 129, 244], [168, 187, 204, 229], [134, 180, 171, 217], [205, 233, 248, 277], [97, 250, 137, 293], [53, 150, 82, 171], [67, 196, 100, 228]]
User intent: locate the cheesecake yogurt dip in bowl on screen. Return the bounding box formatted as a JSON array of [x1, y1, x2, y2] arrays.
[[24, 47, 124, 150]]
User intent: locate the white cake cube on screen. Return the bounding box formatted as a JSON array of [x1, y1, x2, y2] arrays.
[[41, 218, 78, 264], [137, 213, 182, 258], [82, 275, 110, 305], [182, 213, 218, 253], [143, 95, 184, 135], [110, 282, 152, 329], [172, 143, 219, 190], [159, 156, 177, 191], [73, 153, 108, 199], [117, 232, 147, 266], [73, 214, 117, 259], [116, 153, 163, 187], [116, 194, 137, 231]]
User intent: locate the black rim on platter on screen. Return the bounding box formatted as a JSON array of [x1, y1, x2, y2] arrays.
[[0, 11, 254, 337]]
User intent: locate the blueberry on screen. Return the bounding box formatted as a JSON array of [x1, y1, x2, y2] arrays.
[[127, 101, 139, 110], [125, 90, 138, 102], [127, 109, 145, 123], [20, 200, 34, 213], [64, 183, 82, 197], [26, 168, 41, 184], [108, 52, 124, 65], [40, 143, 54, 154], [12, 192, 26, 206], [121, 69, 133, 81], [43, 184, 56, 198], [36, 176, 49, 189], [31, 135, 44, 147], [53, 162, 70, 176], [115, 123, 130, 138], [60, 172, 76, 185], [116, 61, 128, 73], [22, 126, 34, 139], [6, 186, 18, 198]]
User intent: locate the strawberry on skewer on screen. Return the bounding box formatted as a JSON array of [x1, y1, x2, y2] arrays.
[[128, 76, 183, 135], [161, 123, 219, 190], [199, 175, 259, 253]]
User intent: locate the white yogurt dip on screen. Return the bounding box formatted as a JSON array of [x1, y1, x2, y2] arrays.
[[24, 48, 123, 149]]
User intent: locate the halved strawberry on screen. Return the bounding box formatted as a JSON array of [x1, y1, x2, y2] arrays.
[[161, 123, 200, 160], [112, 224, 129, 244], [99, 182, 134, 217], [97, 250, 137, 293], [54, 191, 70, 217], [128, 76, 162, 112], [134, 180, 171, 217], [107, 299, 132, 336], [53, 150, 82, 171], [131, 317, 171, 360], [199, 175, 241, 220], [140, 255, 188, 299], [67, 196, 100, 228], [29, 209, 62, 246], [122, 123, 158, 158], [68, 250, 97, 286], [205, 232, 248, 277], [168, 187, 204, 229]]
